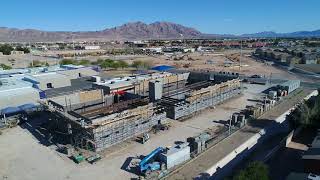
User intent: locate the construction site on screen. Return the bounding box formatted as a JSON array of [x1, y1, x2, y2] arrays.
[[1, 62, 318, 180], [44, 71, 242, 153], [161, 78, 241, 120]]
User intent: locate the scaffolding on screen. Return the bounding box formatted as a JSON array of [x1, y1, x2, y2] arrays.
[[161, 79, 241, 120], [48, 98, 166, 152]]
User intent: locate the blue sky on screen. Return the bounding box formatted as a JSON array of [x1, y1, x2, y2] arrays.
[[1, 0, 319, 34]]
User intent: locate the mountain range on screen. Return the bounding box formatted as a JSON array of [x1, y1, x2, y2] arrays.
[[0, 21, 319, 42]]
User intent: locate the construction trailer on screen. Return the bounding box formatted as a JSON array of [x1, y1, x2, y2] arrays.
[[47, 96, 166, 152], [160, 79, 241, 120]]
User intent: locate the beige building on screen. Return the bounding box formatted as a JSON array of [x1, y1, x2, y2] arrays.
[[10, 51, 24, 55]]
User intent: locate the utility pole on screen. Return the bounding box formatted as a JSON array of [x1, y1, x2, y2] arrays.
[[239, 40, 242, 72]]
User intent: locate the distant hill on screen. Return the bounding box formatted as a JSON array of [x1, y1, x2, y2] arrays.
[[0, 22, 202, 42], [0, 21, 319, 42], [241, 30, 320, 38]]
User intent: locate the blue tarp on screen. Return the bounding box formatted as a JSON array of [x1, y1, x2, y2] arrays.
[[1, 107, 21, 114], [1, 103, 37, 115], [18, 104, 37, 111], [151, 65, 175, 71], [39, 91, 46, 99]]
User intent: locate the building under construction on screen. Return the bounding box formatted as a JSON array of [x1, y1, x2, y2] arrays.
[[47, 96, 166, 152], [160, 79, 241, 120], [46, 71, 241, 152]]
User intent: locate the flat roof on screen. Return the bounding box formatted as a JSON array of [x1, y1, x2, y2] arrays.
[[302, 148, 320, 160], [45, 78, 93, 98], [0, 78, 34, 92], [27, 72, 69, 82], [163, 143, 189, 156], [280, 80, 301, 87], [0, 65, 92, 78]]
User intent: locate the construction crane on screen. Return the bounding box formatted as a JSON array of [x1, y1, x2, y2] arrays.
[[139, 147, 164, 175]]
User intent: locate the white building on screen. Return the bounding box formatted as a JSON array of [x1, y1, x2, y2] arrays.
[[84, 45, 101, 50], [0, 78, 40, 109]]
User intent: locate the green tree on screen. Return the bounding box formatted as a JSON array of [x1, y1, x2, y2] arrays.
[[60, 59, 76, 65], [132, 60, 143, 69], [78, 59, 90, 65], [15, 46, 30, 53], [91, 58, 104, 65], [0, 64, 12, 70], [233, 161, 269, 180], [118, 60, 129, 69], [100, 59, 114, 69], [287, 90, 320, 128], [143, 60, 153, 69], [110, 61, 120, 69], [309, 91, 320, 124], [132, 60, 153, 69], [97, 59, 104, 64], [0, 44, 14, 55]]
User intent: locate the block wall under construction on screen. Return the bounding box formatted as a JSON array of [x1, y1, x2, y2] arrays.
[[47, 98, 166, 152], [92, 107, 166, 151], [134, 73, 189, 96], [161, 79, 241, 120]]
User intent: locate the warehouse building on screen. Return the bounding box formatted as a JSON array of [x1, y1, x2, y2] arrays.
[[0, 77, 40, 110], [0, 65, 99, 119], [23, 72, 72, 90]]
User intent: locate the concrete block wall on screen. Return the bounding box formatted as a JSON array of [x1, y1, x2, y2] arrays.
[[92, 112, 166, 152], [168, 88, 241, 120]]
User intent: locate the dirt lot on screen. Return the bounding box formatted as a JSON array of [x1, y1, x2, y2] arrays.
[[0, 83, 268, 180], [103, 50, 314, 83], [0, 54, 60, 68], [1, 49, 317, 85]]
